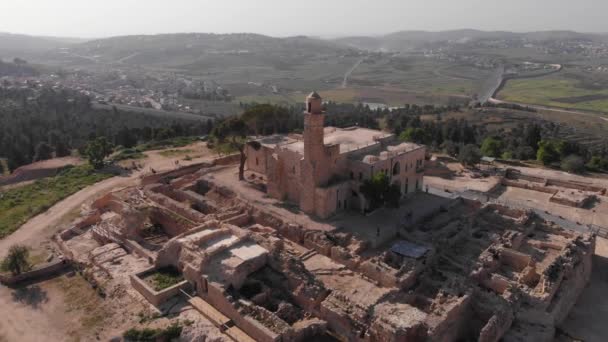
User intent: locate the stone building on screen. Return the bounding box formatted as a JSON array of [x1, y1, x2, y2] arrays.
[[246, 92, 426, 218]]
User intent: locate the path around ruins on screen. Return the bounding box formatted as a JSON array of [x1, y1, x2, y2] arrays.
[[0, 143, 214, 259]]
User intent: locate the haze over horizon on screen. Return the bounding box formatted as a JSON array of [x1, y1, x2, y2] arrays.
[[2, 0, 607, 39]]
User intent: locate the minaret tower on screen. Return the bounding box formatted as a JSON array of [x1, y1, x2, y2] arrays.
[[303, 91, 325, 164], [300, 91, 326, 214]]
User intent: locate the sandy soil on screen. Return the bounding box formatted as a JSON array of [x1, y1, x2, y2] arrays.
[[558, 237, 608, 342]]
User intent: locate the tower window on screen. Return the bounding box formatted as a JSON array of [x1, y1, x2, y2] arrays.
[[307, 102, 312, 113], [256, 157, 259, 166]]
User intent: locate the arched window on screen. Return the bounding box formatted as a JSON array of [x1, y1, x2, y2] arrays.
[[392, 162, 400, 175]]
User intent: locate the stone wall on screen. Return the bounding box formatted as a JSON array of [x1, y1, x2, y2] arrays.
[[130, 268, 189, 307], [0, 258, 70, 285]]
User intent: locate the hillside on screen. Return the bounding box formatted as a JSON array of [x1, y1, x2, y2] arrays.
[[0, 32, 82, 56], [59, 33, 354, 67], [334, 29, 608, 52]]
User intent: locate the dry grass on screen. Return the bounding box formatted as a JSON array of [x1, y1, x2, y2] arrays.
[[53, 274, 110, 340]]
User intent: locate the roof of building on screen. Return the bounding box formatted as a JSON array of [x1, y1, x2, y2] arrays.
[[281, 127, 394, 155], [251, 134, 298, 149], [358, 142, 424, 164]]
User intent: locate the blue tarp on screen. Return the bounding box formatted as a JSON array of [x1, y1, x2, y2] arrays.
[[390, 240, 429, 259]]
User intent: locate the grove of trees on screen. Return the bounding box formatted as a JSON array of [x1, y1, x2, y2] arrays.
[[0, 87, 214, 171]]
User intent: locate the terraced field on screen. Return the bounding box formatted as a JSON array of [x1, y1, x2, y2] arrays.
[[499, 74, 608, 113]]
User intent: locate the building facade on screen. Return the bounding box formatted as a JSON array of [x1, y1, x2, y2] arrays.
[[246, 92, 426, 219]]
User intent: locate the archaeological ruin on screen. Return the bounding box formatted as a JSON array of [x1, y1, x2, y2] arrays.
[[53, 94, 596, 342]]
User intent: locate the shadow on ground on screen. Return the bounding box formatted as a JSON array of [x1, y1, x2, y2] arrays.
[[11, 284, 49, 309], [558, 254, 608, 341]]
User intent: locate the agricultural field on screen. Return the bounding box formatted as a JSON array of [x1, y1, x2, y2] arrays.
[[228, 56, 489, 107], [499, 70, 608, 113]]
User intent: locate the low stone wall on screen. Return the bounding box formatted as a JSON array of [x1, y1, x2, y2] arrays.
[[124, 239, 156, 263], [141, 162, 211, 186], [501, 179, 556, 194], [546, 179, 605, 193], [130, 267, 189, 307], [478, 310, 514, 342], [213, 153, 241, 166], [0, 258, 70, 286], [549, 193, 595, 208], [203, 282, 282, 342], [506, 169, 545, 184]]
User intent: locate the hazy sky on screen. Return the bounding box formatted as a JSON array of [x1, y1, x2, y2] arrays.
[[2, 0, 607, 38]]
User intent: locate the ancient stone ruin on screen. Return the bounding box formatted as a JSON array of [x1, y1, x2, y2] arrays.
[[55, 160, 595, 342]]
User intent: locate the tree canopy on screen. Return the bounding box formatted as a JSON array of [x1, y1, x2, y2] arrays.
[[85, 137, 114, 169], [360, 173, 401, 210], [480, 137, 503, 158], [1, 245, 31, 275], [459, 144, 482, 167], [211, 117, 249, 180]]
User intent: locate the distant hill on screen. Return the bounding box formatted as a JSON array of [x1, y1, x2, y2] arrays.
[[0, 32, 85, 56], [61, 33, 353, 67], [333, 29, 608, 51]]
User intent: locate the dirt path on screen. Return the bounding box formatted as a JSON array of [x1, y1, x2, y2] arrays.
[[0, 142, 214, 258]]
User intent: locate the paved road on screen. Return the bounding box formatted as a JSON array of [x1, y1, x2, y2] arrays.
[[477, 65, 505, 103], [342, 58, 363, 88]]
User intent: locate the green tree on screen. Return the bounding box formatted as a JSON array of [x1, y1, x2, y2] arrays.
[[33, 142, 53, 162], [501, 151, 514, 160], [458, 144, 481, 167], [85, 137, 114, 169], [524, 124, 542, 151], [480, 137, 503, 158], [115, 127, 137, 148], [399, 127, 427, 144], [360, 173, 401, 210], [441, 140, 458, 157], [1, 245, 31, 275], [241, 104, 289, 135], [514, 146, 536, 160], [561, 155, 585, 173], [536, 140, 560, 165], [211, 117, 249, 180], [586, 156, 608, 172]]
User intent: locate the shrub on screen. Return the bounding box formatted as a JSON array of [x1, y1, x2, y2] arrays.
[[458, 144, 481, 167], [480, 137, 503, 158], [561, 155, 585, 173], [149, 267, 183, 291], [123, 323, 183, 341]]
